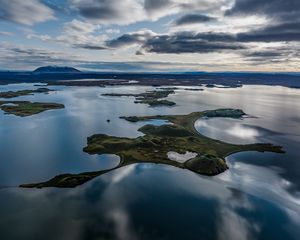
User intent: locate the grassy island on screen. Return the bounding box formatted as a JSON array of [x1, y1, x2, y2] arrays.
[[102, 89, 176, 107], [0, 88, 54, 98], [0, 101, 64, 117], [20, 108, 284, 188]]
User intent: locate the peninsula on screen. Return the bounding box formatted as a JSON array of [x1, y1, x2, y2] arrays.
[[20, 108, 284, 188]]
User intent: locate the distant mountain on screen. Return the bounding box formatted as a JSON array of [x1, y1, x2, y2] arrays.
[[33, 66, 81, 73]]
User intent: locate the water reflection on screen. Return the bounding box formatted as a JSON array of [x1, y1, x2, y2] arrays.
[[0, 163, 298, 240], [0, 84, 300, 239], [195, 118, 281, 144], [219, 152, 300, 225]]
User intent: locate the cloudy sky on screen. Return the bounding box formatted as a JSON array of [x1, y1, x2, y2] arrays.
[[0, 0, 299, 72]]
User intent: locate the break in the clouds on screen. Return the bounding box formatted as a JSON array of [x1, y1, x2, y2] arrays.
[[0, 0, 299, 71]]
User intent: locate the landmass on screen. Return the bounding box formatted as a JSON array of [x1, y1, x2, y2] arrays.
[[0, 88, 54, 98], [0, 70, 299, 88], [102, 89, 176, 107], [0, 101, 64, 117], [183, 88, 204, 91], [20, 108, 284, 188], [206, 84, 243, 88], [33, 66, 81, 73]]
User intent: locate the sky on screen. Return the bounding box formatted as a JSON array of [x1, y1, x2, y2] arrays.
[[0, 0, 299, 72]]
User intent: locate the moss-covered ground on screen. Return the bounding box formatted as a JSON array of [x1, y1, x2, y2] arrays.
[[0, 101, 64, 117], [0, 88, 53, 98], [102, 89, 176, 107]]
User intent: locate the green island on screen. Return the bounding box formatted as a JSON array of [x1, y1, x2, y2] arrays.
[[0, 88, 54, 98], [0, 101, 64, 117], [20, 108, 284, 188], [102, 89, 176, 107]]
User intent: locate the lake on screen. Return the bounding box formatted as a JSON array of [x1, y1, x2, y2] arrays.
[[0, 83, 300, 240]]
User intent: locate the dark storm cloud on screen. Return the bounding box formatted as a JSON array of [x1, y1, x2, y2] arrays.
[[240, 45, 300, 65], [107, 34, 144, 48], [106, 32, 234, 53], [226, 0, 300, 46], [144, 0, 171, 12], [227, 0, 300, 19], [191, 22, 300, 43], [140, 33, 245, 54], [106, 19, 300, 55], [70, 0, 226, 25], [73, 44, 106, 50], [174, 14, 216, 26], [243, 51, 285, 58], [237, 22, 300, 42], [106, 31, 154, 48], [70, 0, 145, 25], [75, 2, 117, 20], [107, 31, 244, 54]]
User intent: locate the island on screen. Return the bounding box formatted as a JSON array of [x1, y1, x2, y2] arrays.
[[33, 66, 81, 73], [0, 101, 64, 117], [102, 89, 176, 107], [183, 88, 204, 91], [0, 88, 54, 98], [206, 84, 243, 88], [20, 108, 284, 188]]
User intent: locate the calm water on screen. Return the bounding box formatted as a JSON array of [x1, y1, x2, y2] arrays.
[[0, 83, 300, 240]]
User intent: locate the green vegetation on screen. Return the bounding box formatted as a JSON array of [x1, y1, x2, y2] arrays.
[[0, 88, 53, 98], [202, 109, 245, 118], [20, 108, 284, 188], [142, 99, 175, 106], [102, 89, 176, 107], [185, 154, 228, 175], [0, 101, 64, 117]]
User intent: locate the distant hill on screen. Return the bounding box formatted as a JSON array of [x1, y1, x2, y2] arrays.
[[33, 66, 81, 73]]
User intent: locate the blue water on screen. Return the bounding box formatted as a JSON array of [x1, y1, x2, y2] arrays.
[[0, 83, 300, 240]]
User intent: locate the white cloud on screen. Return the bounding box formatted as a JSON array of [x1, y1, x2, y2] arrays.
[[0, 0, 55, 25], [106, 29, 121, 35], [28, 19, 108, 50], [70, 0, 145, 25], [70, 0, 229, 25], [0, 31, 14, 36]]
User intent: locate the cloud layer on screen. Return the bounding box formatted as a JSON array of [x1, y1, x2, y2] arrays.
[[0, 0, 299, 71], [0, 0, 55, 25]]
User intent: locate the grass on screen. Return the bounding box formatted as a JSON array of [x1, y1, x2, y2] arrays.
[[102, 89, 176, 107], [0, 101, 64, 117], [0, 88, 53, 98], [20, 108, 284, 188]]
